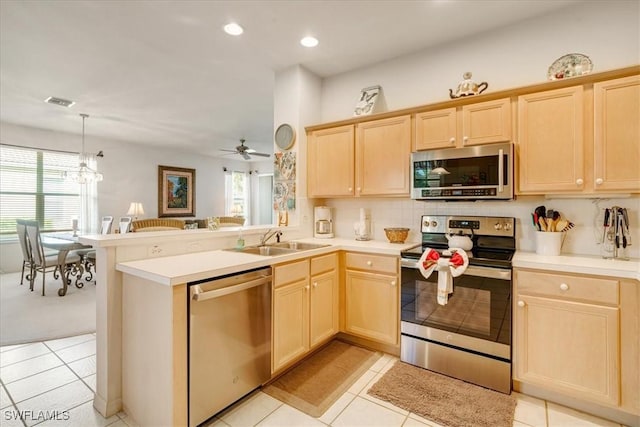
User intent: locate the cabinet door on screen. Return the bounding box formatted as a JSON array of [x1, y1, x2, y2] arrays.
[[308, 125, 355, 197], [415, 108, 457, 150], [594, 75, 640, 192], [518, 86, 584, 193], [514, 294, 619, 406], [310, 269, 338, 348], [356, 115, 411, 196], [461, 98, 511, 146], [272, 279, 309, 372], [345, 270, 398, 345]]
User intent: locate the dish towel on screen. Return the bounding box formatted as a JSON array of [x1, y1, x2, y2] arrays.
[[418, 248, 469, 305]]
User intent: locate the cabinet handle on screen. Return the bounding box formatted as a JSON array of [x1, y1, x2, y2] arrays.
[[517, 301, 525, 307], [390, 280, 396, 286], [595, 178, 604, 185], [559, 283, 569, 291], [449, 137, 455, 144], [366, 261, 373, 266], [313, 282, 318, 288], [462, 136, 468, 145], [576, 178, 584, 186]]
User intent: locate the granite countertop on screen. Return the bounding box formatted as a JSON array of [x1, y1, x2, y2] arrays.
[[513, 251, 639, 280], [116, 237, 420, 286]]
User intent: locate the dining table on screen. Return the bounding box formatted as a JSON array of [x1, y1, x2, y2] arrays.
[[41, 233, 92, 296]]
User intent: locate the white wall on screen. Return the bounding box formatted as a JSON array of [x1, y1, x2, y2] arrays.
[[0, 121, 273, 272], [311, 0, 640, 258]]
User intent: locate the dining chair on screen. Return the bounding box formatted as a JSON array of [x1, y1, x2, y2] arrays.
[[24, 220, 82, 296], [81, 216, 114, 281], [16, 219, 34, 286]]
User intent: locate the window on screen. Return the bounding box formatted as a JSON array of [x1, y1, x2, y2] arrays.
[[0, 145, 80, 235], [225, 170, 249, 221]]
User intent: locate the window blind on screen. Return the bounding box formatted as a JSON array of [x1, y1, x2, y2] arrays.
[[0, 145, 80, 234]]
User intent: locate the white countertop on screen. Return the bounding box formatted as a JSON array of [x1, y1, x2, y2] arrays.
[[116, 237, 419, 286], [513, 251, 640, 280]]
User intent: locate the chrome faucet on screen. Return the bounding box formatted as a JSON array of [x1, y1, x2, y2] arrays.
[[260, 229, 282, 246]]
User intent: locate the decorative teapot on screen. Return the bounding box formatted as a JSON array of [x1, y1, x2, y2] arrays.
[[445, 231, 473, 250], [449, 72, 488, 99]]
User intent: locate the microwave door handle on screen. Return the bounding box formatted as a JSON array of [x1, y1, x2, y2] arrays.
[[498, 148, 504, 193]]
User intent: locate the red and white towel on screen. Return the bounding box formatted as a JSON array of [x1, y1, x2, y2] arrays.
[[418, 247, 469, 305]]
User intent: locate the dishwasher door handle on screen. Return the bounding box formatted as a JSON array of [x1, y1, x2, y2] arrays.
[[192, 274, 272, 302]]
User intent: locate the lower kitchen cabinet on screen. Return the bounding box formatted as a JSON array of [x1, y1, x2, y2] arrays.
[[344, 252, 399, 346], [272, 253, 338, 373], [514, 268, 639, 417]]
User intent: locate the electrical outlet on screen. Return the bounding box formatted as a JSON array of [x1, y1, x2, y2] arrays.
[[148, 245, 163, 256]]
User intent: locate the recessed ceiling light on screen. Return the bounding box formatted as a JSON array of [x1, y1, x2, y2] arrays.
[[223, 22, 243, 36], [44, 96, 75, 108], [300, 36, 319, 47]]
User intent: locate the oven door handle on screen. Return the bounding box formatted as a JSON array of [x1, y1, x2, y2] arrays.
[[402, 259, 511, 280], [498, 148, 504, 194]]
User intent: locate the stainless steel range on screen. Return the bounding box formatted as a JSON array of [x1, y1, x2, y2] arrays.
[[400, 215, 515, 394]]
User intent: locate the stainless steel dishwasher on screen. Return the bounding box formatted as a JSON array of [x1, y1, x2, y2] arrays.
[[188, 267, 272, 427]]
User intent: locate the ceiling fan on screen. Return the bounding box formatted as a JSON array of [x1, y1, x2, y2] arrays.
[[220, 138, 270, 160]]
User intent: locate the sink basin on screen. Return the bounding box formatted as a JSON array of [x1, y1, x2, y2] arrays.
[[229, 246, 297, 256], [269, 241, 331, 250]]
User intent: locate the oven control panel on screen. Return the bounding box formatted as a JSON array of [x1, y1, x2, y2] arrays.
[[421, 215, 515, 237]]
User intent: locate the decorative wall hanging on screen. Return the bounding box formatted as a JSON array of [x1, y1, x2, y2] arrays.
[[158, 165, 195, 217], [274, 151, 296, 181], [353, 85, 382, 116], [449, 72, 488, 99], [275, 123, 296, 151]]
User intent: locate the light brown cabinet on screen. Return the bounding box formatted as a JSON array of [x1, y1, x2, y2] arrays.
[[344, 252, 399, 346], [517, 86, 585, 193], [593, 75, 640, 192], [272, 253, 338, 373], [513, 269, 621, 407], [414, 97, 511, 150], [307, 115, 411, 197]]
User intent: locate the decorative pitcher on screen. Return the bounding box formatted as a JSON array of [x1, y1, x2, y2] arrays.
[[449, 72, 488, 99]]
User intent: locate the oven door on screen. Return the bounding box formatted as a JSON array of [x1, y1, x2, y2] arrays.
[[400, 258, 511, 360]]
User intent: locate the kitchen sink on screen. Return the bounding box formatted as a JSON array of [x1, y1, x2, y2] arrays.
[[269, 241, 331, 250], [224, 241, 330, 256]]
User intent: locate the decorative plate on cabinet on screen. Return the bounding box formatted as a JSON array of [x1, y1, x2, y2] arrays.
[[547, 53, 593, 81]]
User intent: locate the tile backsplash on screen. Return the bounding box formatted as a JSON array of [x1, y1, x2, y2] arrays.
[[321, 195, 640, 259]]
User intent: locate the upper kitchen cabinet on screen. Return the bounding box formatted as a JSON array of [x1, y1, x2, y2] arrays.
[[593, 75, 640, 192], [308, 115, 411, 198], [415, 98, 511, 150], [308, 125, 355, 197], [356, 115, 411, 196], [517, 86, 584, 193]]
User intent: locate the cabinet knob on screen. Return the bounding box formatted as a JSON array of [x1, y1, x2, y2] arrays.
[[356, 187, 361, 192], [462, 136, 468, 145], [348, 187, 353, 192], [390, 280, 396, 286], [313, 282, 318, 288], [595, 178, 604, 185], [576, 178, 584, 186], [560, 283, 569, 291], [367, 261, 373, 266], [517, 301, 525, 307], [449, 137, 455, 144], [305, 285, 310, 291]]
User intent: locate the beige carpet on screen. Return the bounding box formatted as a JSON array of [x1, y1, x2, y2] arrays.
[[368, 361, 516, 427], [263, 340, 382, 417], [0, 271, 96, 346]]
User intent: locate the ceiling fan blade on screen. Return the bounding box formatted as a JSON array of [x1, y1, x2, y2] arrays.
[[219, 148, 237, 153], [246, 148, 256, 153], [241, 152, 251, 160], [251, 152, 270, 157]]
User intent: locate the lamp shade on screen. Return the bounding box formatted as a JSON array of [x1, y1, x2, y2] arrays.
[[127, 202, 145, 217]]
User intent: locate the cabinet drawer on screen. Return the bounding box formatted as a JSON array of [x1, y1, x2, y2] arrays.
[[516, 269, 619, 305], [274, 259, 309, 288], [311, 253, 337, 276], [345, 252, 397, 274]]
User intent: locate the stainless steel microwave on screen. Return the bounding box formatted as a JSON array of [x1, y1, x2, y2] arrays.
[[411, 143, 514, 200]]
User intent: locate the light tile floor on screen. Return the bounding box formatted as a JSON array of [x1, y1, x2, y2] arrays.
[[0, 336, 625, 427]]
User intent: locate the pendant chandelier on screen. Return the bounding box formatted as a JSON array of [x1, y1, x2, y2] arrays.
[[63, 113, 103, 183]]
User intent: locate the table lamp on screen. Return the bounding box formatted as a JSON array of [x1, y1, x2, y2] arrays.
[[127, 202, 145, 220]]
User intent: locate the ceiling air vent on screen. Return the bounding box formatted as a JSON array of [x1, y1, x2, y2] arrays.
[[44, 96, 75, 108]]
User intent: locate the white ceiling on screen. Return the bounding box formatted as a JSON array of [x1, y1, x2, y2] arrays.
[[0, 0, 578, 160]]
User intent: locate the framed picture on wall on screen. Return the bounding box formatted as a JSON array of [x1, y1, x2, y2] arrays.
[[158, 165, 196, 217]]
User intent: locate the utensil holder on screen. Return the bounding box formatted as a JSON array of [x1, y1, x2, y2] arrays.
[[535, 231, 563, 256]]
